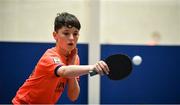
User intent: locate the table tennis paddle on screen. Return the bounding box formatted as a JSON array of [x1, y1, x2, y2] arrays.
[[89, 54, 133, 80]]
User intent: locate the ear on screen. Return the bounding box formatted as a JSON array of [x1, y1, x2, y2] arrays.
[[53, 31, 58, 41]]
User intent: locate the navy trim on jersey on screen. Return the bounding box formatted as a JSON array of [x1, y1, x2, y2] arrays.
[[54, 65, 62, 77]]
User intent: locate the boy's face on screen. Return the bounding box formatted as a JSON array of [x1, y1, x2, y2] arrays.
[[53, 26, 79, 53]]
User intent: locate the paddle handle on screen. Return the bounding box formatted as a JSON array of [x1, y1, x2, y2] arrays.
[[89, 70, 98, 76]]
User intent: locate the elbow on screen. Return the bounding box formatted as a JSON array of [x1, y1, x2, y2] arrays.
[[68, 93, 79, 102], [69, 96, 78, 102], [67, 89, 80, 102]]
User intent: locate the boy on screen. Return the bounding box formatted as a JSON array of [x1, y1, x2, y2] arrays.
[[12, 12, 109, 104]]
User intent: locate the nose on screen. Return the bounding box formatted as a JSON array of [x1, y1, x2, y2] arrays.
[[69, 34, 74, 40]]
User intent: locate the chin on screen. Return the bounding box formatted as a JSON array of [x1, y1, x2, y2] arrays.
[[67, 47, 75, 52]]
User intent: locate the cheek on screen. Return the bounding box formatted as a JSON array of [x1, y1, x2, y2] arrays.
[[59, 38, 65, 44], [75, 36, 79, 42], [57, 37, 66, 47]]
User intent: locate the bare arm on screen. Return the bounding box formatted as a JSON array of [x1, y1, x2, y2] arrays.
[[67, 78, 80, 102], [57, 65, 93, 78], [57, 48, 109, 101], [57, 60, 109, 78], [61, 65, 89, 102], [62, 61, 109, 102], [57, 48, 109, 78]]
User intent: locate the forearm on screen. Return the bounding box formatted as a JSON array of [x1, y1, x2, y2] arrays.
[[67, 78, 80, 101], [57, 65, 93, 78]]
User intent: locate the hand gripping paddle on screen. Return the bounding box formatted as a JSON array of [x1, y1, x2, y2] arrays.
[[89, 54, 133, 80]]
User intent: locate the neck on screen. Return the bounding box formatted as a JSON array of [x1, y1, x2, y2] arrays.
[[55, 46, 71, 57]]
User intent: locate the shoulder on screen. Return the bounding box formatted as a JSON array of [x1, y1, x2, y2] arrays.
[[45, 47, 58, 56], [38, 47, 64, 66]]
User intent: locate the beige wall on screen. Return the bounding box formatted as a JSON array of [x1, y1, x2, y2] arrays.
[[0, 0, 180, 45], [100, 0, 180, 45], [0, 0, 91, 43]]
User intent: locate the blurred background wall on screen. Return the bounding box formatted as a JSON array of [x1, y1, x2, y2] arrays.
[[0, 0, 180, 44], [100, 0, 180, 45]]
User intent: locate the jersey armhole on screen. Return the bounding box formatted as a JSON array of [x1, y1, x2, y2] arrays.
[[54, 65, 62, 77]]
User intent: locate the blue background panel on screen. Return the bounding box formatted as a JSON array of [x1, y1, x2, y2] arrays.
[[101, 45, 180, 104], [0, 42, 88, 104]]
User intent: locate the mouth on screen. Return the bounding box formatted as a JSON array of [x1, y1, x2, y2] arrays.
[[68, 43, 74, 46]]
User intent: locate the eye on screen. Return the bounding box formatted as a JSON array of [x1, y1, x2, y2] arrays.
[[73, 33, 79, 36], [63, 32, 69, 36]]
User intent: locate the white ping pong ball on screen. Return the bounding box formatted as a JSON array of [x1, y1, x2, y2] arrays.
[[132, 55, 142, 66]]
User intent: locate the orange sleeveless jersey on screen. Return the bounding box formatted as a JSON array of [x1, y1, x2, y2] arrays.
[[12, 47, 80, 104]]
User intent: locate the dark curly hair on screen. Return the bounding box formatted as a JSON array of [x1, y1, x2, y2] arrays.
[[54, 12, 81, 32]]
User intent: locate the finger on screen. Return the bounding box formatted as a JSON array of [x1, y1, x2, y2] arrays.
[[70, 48, 78, 56], [98, 61, 106, 74], [73, 48, 78, 54], [99, 61, 109, 75], [95, 66, 100, 74], [76, 48, 78, 54], [101, 61, 110, 72], [96, 63, 104, 75], [94, 63, 100, 74]]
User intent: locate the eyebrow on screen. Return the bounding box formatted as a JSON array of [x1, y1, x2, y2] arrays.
[[63, 29, 69, 32], [63, 30, 79, 33], [74, 30, 79, 33]]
